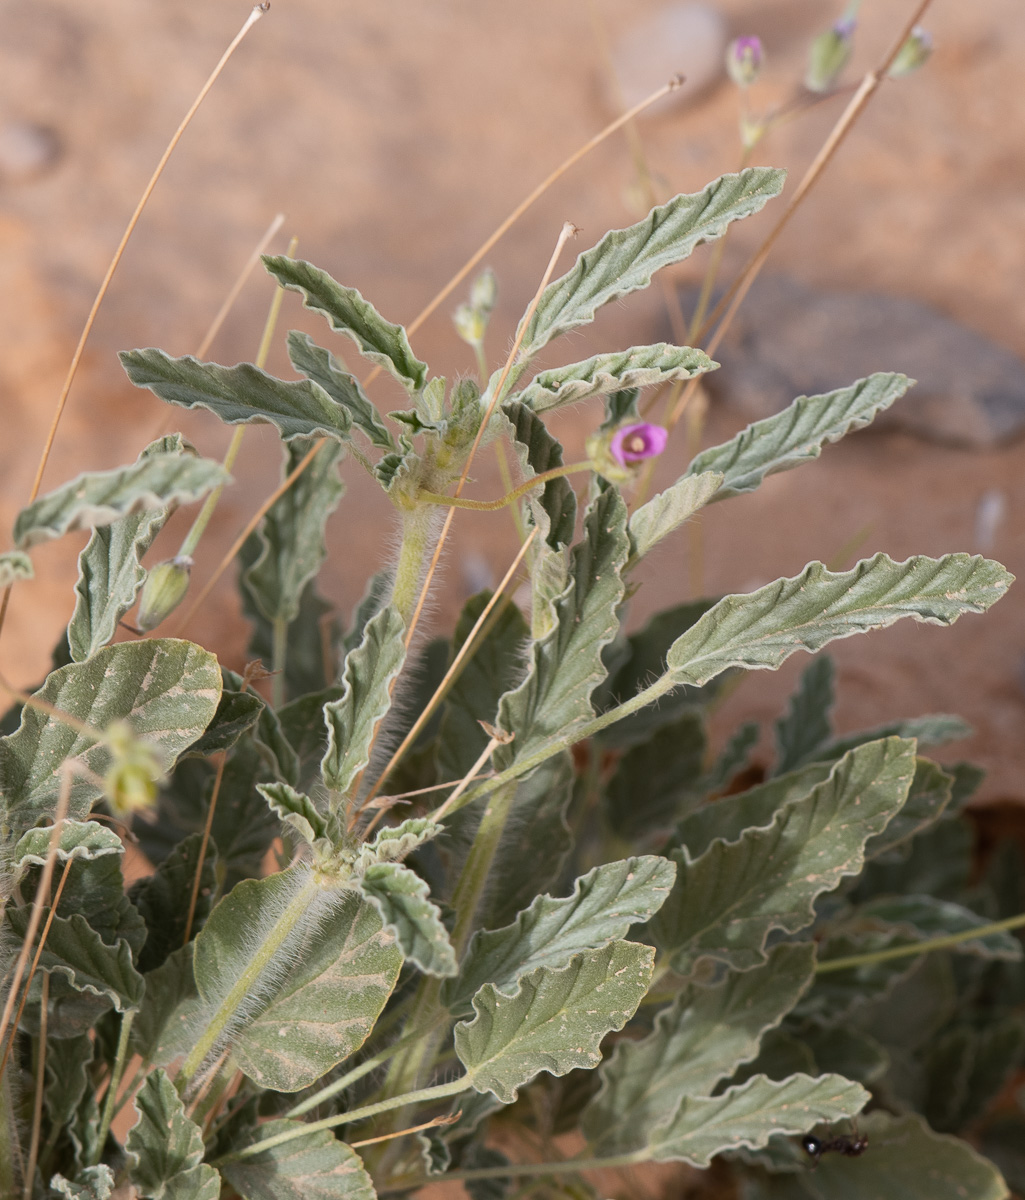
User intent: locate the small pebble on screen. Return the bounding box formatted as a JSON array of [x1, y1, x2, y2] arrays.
[[0, 121, 61, 182], [606, 3, 729, 115]]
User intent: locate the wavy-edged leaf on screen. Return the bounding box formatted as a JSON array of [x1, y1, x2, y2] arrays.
[[120, 348, 354, 442], [519, 168, 786, 357], [704, 720, 760, 794], [130, 944, 201, 1066], [359, 817, 441, 865], [775, 656, 834, 774], [287, 330, 397, 449], [455, 940, 654, 1102], [627, 470, 722, 564], [0, 549, 32, 586], [14, 818, 122, 871], [0, 639, 221, 836], [51, 1166, 116, 1200], [583, 944, 815, 1155], [186, 670, 264, 759], [44, 1032, 94, 1133], [221, 1119, 376, 1200], [797, 1111, 1010, 1200], [687, 373, 912, 502], [809, 713, 972, 766], [642, 1072, 868, 1166], [359, 861, 456, 977], [67, 434, 191, 661], [13, 450, 227, 549], [130, 833, 217, 972], [126, 1068, 215, 1200], [515, 343, 716, 413], [495, 487, 629, 769], [604, 711, 706, 839], [652, 738, 917, 973], [258, 782, 327, 847], [192, 870, 401, 1091], [501, 400, 576, 549], [321, 604, 406, 797], [922, 1018, 1025, 1133], [663, 554, 1013, 689], [864, 757, 953, 860], [829, 894, 1024, 962], [242, 437, 345, 625], [11, 911, 143, 1010], [445, 856, 676, 1016], [265, 255, 427, 392]]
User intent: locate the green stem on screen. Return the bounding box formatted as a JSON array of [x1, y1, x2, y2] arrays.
[[815, 911, 1025, 974], [215, 1077, 469, 1165], [419, 462, 592, 512], [91, 1008, 136, 1165], [382, 1149, 648, 1193], [390, 505, 437, 628], [179, 874, 318, 1083], [271, 615, 288, 709], [285, 1030, 422, 1119], [178, 427, 246, 557]]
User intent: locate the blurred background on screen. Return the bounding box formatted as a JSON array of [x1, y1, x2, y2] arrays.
[[0, 0, 1022, 801]]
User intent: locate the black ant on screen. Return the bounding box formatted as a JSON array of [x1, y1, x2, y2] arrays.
[[800, 1128, 869, 1167]]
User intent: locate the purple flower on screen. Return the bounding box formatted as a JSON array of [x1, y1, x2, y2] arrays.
[[610, 423, 669, 466], [726, 36, 764, 88]]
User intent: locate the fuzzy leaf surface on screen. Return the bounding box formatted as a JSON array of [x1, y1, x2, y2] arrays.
[[455, 940, 654, 1102], [652, 738, 916, 972], [583, 944, 816, 1154], [642, 1073, 868, 1166], [131, 833, 217, 972], [863, 757, 952, 860], [67, 434, 190, 660], [13, 450, 227, 548], [663, 554, 1012, 690], [120, 349, 354, 442], [809, 713, 971, 765], [14, 911, 143, 1010], [359, 861, 457, 977], [0, 639, 221, 835], [126, 1068, 213, 1200], [515, 343, 716, 412], [265, 255, 427, 391], [797, 1111, 1009, 1200], [775, 656, 834, 774], [605, 711, 707, 839], [14, 818, 122, 871], [51, 1167, 115, 1200], [322, 604, 406, 796], [502, 400, 576, 549], [192, 871, 401, 1091], [243, 438, 345, 624], [494, 487, 629, 770], [519, 168, 786, 357], [627, 471, 722, 563], [222, 1119, 376, 1200], [0, 549, 32, 586], [287, 330, 397, 448], [445, 856, 676, 1015], [687, 373, 911, 502]]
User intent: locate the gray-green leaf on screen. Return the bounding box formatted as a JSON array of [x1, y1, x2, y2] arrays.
[[582, 944, 816, 1155], [627, 470, 722, 563], [445, 856, 676, 1016], [221, 1119, 376, 1200], [0, 639, 221, 837], [15, 912, 143, 1010], [687, 373, 912, 502], [51, 1166, 115, 1200], [519, 168, 786, 358], [321, 604, 407, 799], [120, 349, 354, 442], [501, 400, 576, 550], [651, 738, 917, 973], [775, 656, 835, 774], [287, 330, 397, 449], [265, 255, 427, 392], [455, 940, 654, 1102], [0, 549, 32, 586], [13, 450, 228, 549], [126, 1068, 214, 1200], [514, 343, 716, 413], [359, 861, 457, 977]]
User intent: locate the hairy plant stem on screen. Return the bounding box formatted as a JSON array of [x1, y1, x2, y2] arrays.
[[215, 1077, 469, 1165], [815, 910, 1025, 974], [271, 615, 288, 709], [91, 1008, 135, 1166], [390, 505, 438, 629], [419, 462, 592, 512], [178, 872, 320, 1084]]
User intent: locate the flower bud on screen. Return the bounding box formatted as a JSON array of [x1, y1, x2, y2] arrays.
[[587, 422, 669, 483], [136, 556, 192, 632], [888, 26, 933, 78], [805, 13, 856, 93], [469, 267, 497, 315], [102, 721, 164, 816], [726, 36, 764, 88], [453, 302, 486, 348]]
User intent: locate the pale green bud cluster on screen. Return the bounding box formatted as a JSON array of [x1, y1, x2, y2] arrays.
[[102, 720, 165, 816], [889, 26, 933, 78], [805, 9, 857, 93], [453, 267, 497, 350], [135, 554, 192, 631]]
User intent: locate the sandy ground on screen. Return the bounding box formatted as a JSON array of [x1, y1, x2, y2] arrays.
[[0, 0, 1023, 802]]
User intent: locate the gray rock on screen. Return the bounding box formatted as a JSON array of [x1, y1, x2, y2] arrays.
[[690, 276, 1025, 448], [606, 4, 729, 116]]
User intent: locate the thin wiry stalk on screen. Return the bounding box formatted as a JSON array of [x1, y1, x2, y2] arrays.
[[183, 752, 227, 946]]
